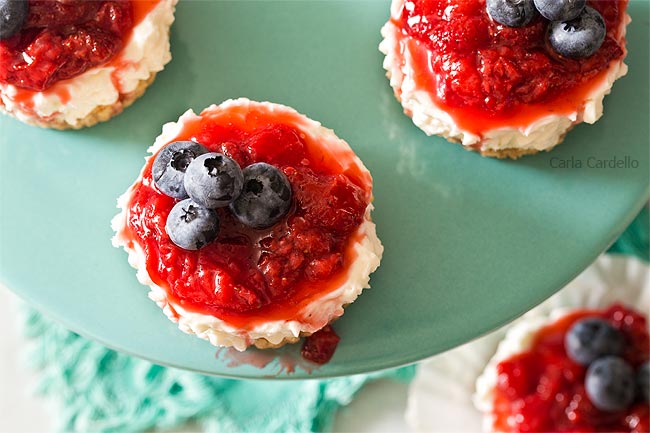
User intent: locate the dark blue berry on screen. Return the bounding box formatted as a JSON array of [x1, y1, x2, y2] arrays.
[[165, 199, 219, 250], [638, 362, 649, 403], [0, 0, 28, 40], [486, 0, 538, 27], [184, 153, 244, 209], [564, 317, 624, 365], [548, 6, 606, 59], [533, 0, 585, 21], [152, 141, 208, 199], [230, 163, 292, 229], [585, 356, 635, 412]]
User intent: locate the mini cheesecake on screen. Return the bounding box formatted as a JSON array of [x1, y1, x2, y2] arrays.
[[379, 0, 630, 158], [112, 98, 383, 352], [0, 0, 177, 129], [474, 304, 649, 432]]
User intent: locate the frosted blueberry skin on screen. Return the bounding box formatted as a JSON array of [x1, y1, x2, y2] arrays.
[[152, 141, 209, 199], [0, 0, 28, 40], [486, 0, 538, 27], [184, 153, 244, 209], [534, 0, 586, 22], [165, 199, 220, 250], [564, 317, 624, 366], [548, 6, 606, 59], [230, 163, 292, 229], [638, 362, 650, 403], [585, 356, 635, 412]]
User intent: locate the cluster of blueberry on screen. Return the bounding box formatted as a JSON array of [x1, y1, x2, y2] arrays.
[[565, 317, 649, 412], [0, 0, 28, 39], [486, 0, 607, 58], [152, 141, 292, 250]]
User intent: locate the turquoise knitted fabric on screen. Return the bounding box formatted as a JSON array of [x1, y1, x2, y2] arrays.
[[20, 207, 647, 433], [22, 308, 414, 433], [608, 205, 649, 262]]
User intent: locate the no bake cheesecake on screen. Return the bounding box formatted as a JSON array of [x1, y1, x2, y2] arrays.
[[112, 99, 382, 357], [380, 0, 630, 158], [0, 0, 177, 129]]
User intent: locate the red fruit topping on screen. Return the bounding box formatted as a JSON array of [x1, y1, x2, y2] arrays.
[[248, 124, 307, 167], [605, 304, 649, 366], [395, 0, 627, 119], [127, 116, 370, 329], [492, 304, 649, 432], [0, 0, 134, 91], [301, 325, 341, 364], [288, 168, 367, 235]]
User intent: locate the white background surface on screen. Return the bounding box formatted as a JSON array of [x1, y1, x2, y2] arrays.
[[0, 286, 412, 433]]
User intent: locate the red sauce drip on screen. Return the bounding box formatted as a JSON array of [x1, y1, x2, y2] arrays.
[[301, 325, 341, 364], [0, 0, 159, 92], [126, 107, 372, 330], [492, 304, 649, 433], [395, 0, 628, 134]]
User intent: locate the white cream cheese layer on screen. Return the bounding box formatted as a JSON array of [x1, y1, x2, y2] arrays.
[[0, 0, 177, 127], [111, 99, 383, 351], [379, 0, 629, 154]]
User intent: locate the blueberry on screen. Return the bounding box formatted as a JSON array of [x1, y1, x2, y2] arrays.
[[230, 163, 292, 229], [165, 199, 219, 250], [638, 362, 649, 403], [586, 356, 635, 412], [533, 0, 585, 22], [184, 153, 244, 209], [152, 141, 208, 199], [548, 6, 606, 59], [486, 0, 538, 27], [564, 317, 624, 365], [0, 0, 28, 40]]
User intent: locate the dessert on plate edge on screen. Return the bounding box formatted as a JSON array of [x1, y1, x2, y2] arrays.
[[0, 0, 177, 129], [379, 0, 630, 158]]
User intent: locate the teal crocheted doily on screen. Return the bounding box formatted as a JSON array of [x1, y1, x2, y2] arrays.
[[21, 206, 647, 433], [23, 310, 413, 433], [608, 205, 649, 262]]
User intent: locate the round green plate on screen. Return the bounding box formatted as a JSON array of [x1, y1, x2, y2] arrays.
[[1, 1, 648, 379]]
